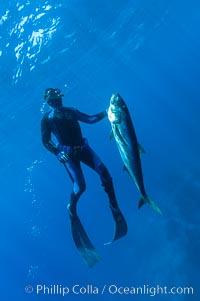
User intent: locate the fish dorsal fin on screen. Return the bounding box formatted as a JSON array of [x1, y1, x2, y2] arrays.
[[138, 143, 145, 155]]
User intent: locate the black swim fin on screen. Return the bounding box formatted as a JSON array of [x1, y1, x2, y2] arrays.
[[69, 213, 101, 268], [105, 205, 128, 245]]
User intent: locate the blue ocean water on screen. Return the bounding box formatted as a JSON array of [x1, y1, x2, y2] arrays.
[[1, 0, 200, 300]]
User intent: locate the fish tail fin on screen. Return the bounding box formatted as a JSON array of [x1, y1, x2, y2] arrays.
[[138, 196, 162, 215]]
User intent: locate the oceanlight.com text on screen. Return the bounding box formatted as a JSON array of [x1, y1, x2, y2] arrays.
[[25, 284, 194, 297]]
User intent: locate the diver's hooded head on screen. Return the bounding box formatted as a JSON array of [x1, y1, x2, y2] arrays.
[[44, 88, 64, 108]]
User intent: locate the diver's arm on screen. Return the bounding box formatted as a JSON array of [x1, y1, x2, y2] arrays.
[[41, 116, 58, 155], [75, 109, 107, 124]]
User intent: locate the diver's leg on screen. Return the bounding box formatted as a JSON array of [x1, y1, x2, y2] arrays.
[[80, 142, 119, 209], [65, 159, 86, 216], [80, 142, 128, 241], [65, 159, 101, 266]]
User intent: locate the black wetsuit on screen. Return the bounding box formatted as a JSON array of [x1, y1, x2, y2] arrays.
[[41, 106, 118, 212]]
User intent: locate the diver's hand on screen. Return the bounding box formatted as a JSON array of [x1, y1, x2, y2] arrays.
[[57, 151, 70, 163], [103, 108, 109, 118]]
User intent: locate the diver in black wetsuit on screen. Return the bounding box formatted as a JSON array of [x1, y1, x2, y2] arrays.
[[41, 88, 121, 218]]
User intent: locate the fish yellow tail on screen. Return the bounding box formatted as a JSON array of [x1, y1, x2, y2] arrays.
[[138, 196, 162, 214]]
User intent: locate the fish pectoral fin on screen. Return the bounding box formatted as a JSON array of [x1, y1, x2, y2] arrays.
[[110, 129, 114, 140], [138, 143, 145, 155], [115, 126, 129, 146]]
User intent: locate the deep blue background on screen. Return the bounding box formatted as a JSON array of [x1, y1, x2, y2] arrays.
[[1, 1, 199, 300]]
